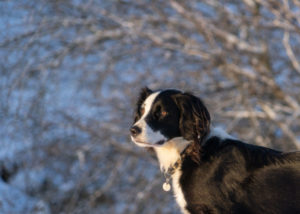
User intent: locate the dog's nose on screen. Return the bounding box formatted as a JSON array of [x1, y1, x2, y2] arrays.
[[130, 126, 141, 137]]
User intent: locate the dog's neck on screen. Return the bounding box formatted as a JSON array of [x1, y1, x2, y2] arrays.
[[154, 137, 190, 172], [154, 127, 233, 172]]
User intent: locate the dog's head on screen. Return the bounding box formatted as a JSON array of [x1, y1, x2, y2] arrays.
[[130, 87, 210, 157]]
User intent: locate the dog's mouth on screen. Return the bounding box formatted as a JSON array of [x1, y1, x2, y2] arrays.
[[131, 137, 165, 147], [156, 140, 165, 145]]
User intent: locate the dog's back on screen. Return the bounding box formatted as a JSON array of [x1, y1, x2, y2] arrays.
[[181, 137, 300, 214]]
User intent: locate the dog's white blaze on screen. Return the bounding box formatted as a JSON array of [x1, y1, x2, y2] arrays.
[[133, 91, 167, 145], [139, 91, 161, 120]]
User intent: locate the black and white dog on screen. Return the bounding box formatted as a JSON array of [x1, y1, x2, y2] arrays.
[[130, 87, 300, 214]]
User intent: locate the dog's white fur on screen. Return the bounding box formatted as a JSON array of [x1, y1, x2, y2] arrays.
[[154, 137, 190, 171], [173, 169, 189, 214], [154, 137, 190, 214]]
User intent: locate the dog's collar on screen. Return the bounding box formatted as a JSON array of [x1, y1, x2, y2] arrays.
[[162, 145, 189, 192]]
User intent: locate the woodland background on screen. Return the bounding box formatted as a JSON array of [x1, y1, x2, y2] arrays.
[[0, 0, 300, 213]]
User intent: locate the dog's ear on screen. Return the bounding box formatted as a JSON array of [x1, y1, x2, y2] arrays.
[[173, 92, 210, 143], [133, 87, 153, 122], [173, 92, 210, 163]]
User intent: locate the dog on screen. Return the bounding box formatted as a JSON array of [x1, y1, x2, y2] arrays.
[[130, 87, 300, 214]]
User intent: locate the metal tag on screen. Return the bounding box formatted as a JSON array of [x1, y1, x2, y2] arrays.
[[162, 182, 171, 192]]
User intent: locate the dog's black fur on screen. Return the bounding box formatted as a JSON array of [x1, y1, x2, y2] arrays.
[[131, 88, 300, 214], [181, 137, 300, 214]]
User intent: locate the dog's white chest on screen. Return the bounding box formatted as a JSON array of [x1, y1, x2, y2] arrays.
[[172, 170, 190, 214]]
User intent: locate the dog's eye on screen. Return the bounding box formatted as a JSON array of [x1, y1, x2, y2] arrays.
[[161, 111, 167, 118], [155, 109, 168, 120]]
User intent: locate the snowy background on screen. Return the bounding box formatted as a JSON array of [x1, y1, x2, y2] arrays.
[[0, 0, 300, 213]]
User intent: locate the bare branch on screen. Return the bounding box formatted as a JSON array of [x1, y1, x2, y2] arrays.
[[283, 31, 300, 75]]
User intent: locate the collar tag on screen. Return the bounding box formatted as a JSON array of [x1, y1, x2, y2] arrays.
[[162, 182, 171, 191], [162, 158, 181, 192], [161, 145, 189, 192]]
